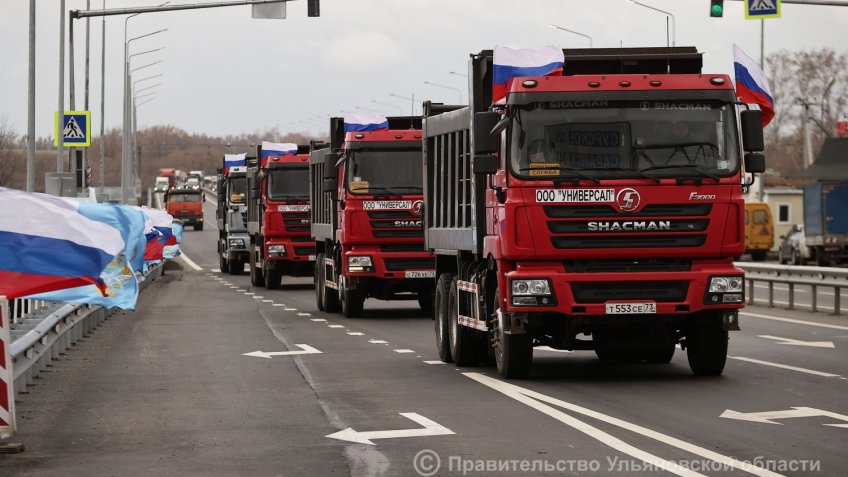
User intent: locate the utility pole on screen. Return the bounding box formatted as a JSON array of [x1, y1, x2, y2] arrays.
[[26, 0, 35, 191], [84, 0, 91, 192], [100, 1, 106, 190], [57, 0, 65, 173]]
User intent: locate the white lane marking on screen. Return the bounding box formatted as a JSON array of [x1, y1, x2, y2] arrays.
[[369, 339, 388, 344], [757, 335, 835, 348], [465, 373, 783, 477], [297, 312, 312, 316], [536, 346, 574, 353], [328, 325, 345, 329], [284, 307, 297, 311], [253, 295, 265, 299], [729, 356, 841, 378], [262, 300, 274, 303], [178, 252, 204, 271], [211, 268, 221, 273], [720, 407, 848, 426], [423, 360, 447, 365], [230, 286, 239, 289], [244, 292, 255, 296], [273, 304, 284, 307], [237, 289, 247, 292], [741, 311, 848, 331], [242, 344, 322, 359], [394, 349, 415, 354], [310, 318, 327, 322], [347, 332, 365, 336], [325, 413, 455, 446]]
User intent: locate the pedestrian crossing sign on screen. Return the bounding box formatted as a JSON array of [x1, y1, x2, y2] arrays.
[[54, 110, 91, 147], [746, 0, 781, 19]]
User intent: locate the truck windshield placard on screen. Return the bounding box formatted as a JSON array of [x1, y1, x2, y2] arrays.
[[362, 200, 413, 210], [535, 189, 614, 203], [542, 122, 629, 169]]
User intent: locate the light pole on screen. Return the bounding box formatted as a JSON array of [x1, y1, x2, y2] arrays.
[[423, 81, 463, 103], [355, 105, 383, 114], [548, 24, 593, 48], [389, 93, 416, 115], [371, 100, 403, 114], [625, 0, 675, 47], [122, 28, 166, 203], [448, 71, 467, 78]]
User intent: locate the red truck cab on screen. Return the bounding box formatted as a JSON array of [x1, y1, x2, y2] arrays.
[[247, 145, 315, 289]]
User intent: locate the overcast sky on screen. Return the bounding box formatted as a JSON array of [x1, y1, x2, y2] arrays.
[[2, 0, 847, 139]]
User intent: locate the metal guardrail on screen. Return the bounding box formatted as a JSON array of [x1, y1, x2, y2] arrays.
[[9, 263, 164, 392], [736, 262, 848, 315]]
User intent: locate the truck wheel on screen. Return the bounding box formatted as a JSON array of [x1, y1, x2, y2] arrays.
[[686, 315, 728, 376], [645, 342, 675, 364], [341, 286, 364, 318], [751, 251, 767, 262], [315, 253, 325, 311], [230, 259, 244, 275], [195, 223, 203, 231], [448, 278, 485, 367], [266, 269, 282, 290], [434, 273, 453, 363], [250, 252, 265, 287], [323, 270, 341, 313], [492, 286, 532, 378], [220, 255, 230, 274], [815, 248, 830, 267]]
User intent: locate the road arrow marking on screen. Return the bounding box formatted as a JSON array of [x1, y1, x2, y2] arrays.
[[325, 413, 454, 445], [720, 407, 848, 426], [758, 335, 835, 348], [242, 344, 322, 359]]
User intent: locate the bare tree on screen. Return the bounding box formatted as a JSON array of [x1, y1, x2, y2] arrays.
[[0, 117, 23, 187]]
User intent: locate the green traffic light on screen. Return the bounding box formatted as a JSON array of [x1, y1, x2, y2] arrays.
[[711, 5, 723, 17]]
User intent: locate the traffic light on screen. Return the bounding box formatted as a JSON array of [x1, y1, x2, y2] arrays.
[[307, 0, 320, 17], [710, 0, 724, 17]]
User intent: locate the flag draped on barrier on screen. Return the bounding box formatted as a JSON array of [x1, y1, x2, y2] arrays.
[[0, 188, 125, 299]]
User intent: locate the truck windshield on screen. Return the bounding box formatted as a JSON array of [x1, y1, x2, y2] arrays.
[[228, 176, 246, 203], [346, 149, 422, 195], [267, 167, 309, 200], [510, 101, 739, 180]]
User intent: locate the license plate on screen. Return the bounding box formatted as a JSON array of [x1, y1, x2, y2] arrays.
[[405, 270, 435, 279], [308, 255, 316, 261], [605, 302, 657, 314]]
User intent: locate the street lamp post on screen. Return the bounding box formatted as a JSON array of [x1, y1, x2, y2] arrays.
[[423, 81, 463, 103], [371, 100, 403, 114], [389, 93, 416, 115], [625, 0, 675, 47], [355, 105, 383, 114], [548, 24, 593, 48]]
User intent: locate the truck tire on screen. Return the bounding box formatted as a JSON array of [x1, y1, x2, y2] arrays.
[[751, 251, 767, 262], [492, 286, 532, 378], [448, 278, 485, 367], [266, 269, 282, 290], [323, 268, 341, 314], [434, 273, 453, 363], [250, 250, 265, 287], [341, 286, 364, 318], [815, 248, 830, 267], [220, 255, 230, 274], [230, 259, 244, 275], [315, 253, 325, 311], [645, 342, 675, 364], [195, 223, 204, 231], [686, 315, 728, 376]]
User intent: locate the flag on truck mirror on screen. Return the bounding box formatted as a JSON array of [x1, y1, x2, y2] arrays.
[[733, 45, 774, 127], [492, 45, 564, 103], [343, 114, 389, 133], [224, 153, 247, 174], [260, 141, 298, 166]]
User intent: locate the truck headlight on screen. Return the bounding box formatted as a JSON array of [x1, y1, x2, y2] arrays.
[[709, 276, 743, 293], [228, 238, 245, 248], [510, 279, 555, 306], [268, 244, 286, 257], [347, 256, 372, 267]]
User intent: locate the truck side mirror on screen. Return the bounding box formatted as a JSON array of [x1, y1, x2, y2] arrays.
[[323, 176, 338, 193], [324, 153, 339, 176], [740, 110, 764, 152], [474, 112, 500, 154], [744, 152, 765, 173], [473, 155, 498, 175]]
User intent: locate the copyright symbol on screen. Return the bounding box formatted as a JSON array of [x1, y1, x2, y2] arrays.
[[413, 449, 441, 476]]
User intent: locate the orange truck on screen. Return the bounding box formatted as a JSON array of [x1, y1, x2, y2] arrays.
[[166, 187, 205, 231]]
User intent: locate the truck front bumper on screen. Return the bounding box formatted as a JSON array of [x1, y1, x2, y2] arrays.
[[342, 247, 435, 281], [502, 261, 745, 316]]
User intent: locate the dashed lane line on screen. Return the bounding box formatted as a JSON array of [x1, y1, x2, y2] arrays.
[[394, 349, 415, 354], [328, 324, 345, 329], [310, 318, 327, 322], [178, 252, 204, 271], [741, 311, 848, 331], [729, 356, 841, 378], [369, 339, 388, 344], [423, 361, 446, 365], [347, 332, 365, 336]]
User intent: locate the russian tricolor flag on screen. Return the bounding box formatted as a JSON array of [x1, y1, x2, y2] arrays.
[[733, 45, 775, 127], [344, 114, 389, 133], [0, 188, 125, 299], [224, 153, 247, 174], [260, 141, 298, 166], [493, 45, 564, 103]]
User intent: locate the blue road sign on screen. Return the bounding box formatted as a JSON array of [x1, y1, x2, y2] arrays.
[[746, 0, 781, 19], [54, 110, 91, 147]]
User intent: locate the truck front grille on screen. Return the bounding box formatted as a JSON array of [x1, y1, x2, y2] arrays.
[[571, 281, 689, 303], [552, 235, 706, 249], [384, 257, 434, 271], [293, 246, 315, 256], [565, 259, 692, 273]]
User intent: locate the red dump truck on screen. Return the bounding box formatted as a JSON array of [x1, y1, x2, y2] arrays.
[[423, 47, 766, 378], [310, 116, 435, 317], [246, 143, 315, 289]]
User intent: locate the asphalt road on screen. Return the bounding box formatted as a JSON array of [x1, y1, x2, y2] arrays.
[[2, 199, 846, 477]]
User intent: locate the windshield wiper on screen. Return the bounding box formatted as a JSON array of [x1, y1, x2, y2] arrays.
[[639, 164, 720, 181], [578, 167, 660, 183], [517, 165, 600, 184], [350, 186, 401, 196]]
